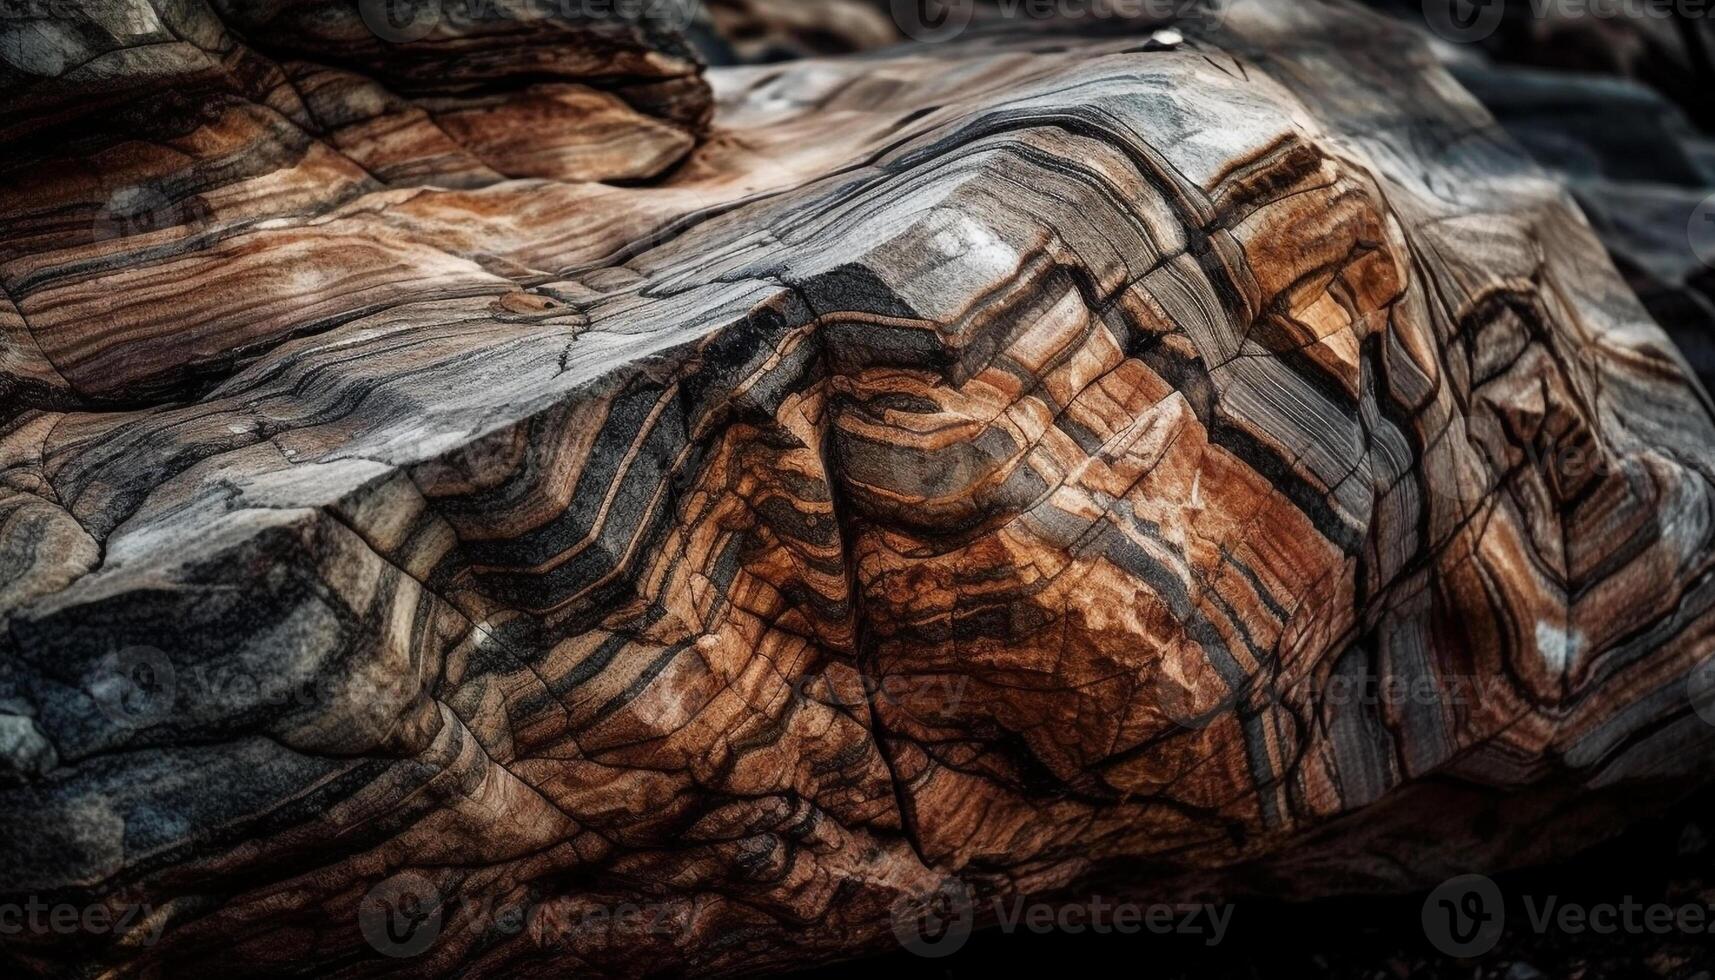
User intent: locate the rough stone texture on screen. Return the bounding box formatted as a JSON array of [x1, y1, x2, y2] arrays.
[[3, 1, 1715, 977], [0, 0, 711, 409], [1458, 62, 1715, 387], [1353, 1, 1715, 395]]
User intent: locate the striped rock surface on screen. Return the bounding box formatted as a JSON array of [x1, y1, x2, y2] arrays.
[[4, 0, 1715, 976]]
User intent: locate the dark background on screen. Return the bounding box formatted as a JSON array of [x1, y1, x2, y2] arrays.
[[794, 784, 1715, 979]]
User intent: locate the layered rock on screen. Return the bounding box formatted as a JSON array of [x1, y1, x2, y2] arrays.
[[0, 0, 710, 410], [2, 1, 1715, 977]]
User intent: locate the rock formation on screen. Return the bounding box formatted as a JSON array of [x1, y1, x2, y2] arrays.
[[2, 0, 1714, 976]]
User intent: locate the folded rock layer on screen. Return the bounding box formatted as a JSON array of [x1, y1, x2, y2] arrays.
[[2, 1, 1714, 976]]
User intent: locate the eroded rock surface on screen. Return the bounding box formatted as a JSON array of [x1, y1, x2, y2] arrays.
[[2, 1, 1715, 976]]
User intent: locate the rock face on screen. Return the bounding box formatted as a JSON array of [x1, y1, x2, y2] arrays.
[[2, 1, 1714, 977], [0, 0, 711, 409]]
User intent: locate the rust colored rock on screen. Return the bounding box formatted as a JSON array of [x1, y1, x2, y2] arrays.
[[2, 1, 1714, 977]]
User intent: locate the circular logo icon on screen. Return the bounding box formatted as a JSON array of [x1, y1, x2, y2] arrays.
[[360, 0, 442, 43], [492, 902, 527, 936], [92, 186, 185, 243], [1687, 656, 1715, 728], [1422, 873, 1504, 958], [1688, 193, 1715, 270], [890, 879, 975, 958], [1422, 0, 1504, 44], [87, 646, 177, 729], [892, 0, 976, 43], [360, 872, 444, 958]]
